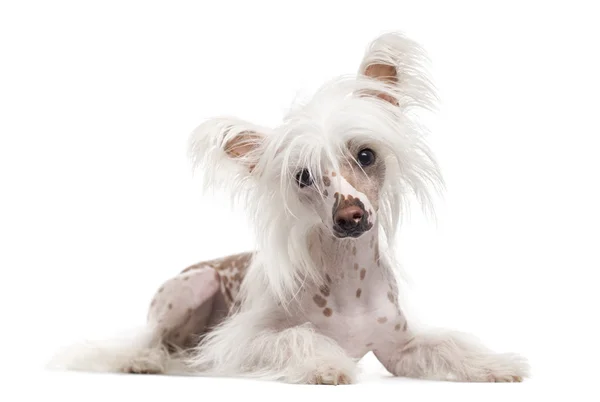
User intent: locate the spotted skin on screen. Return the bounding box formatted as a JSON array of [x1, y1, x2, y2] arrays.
[[283, 223, 409, 359], [146, 252, 253, 349], [182, 252, 252, 308]]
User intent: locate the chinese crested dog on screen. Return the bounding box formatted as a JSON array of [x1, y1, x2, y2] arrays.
[[51, 31, 529, 384]]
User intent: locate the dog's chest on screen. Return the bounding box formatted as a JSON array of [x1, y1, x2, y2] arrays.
[[296, 262, 407, 359]]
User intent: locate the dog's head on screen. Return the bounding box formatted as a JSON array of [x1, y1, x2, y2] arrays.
[[189, 32, 443, 298]]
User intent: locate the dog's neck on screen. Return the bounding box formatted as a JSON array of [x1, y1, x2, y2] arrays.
[[308, 224, 382, 279]]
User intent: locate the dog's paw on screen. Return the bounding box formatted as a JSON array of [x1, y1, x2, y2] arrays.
[[122, 360, 164, 374], [307, 366, 354, 385], [467, 353, 529, 383], [120, 351, 166, 375], [486, 373, 523, 382], [123, 365, 163, 374]]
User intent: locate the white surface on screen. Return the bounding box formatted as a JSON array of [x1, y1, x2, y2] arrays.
[[12, 360, 580, 402], [1, 1, 599, 400]]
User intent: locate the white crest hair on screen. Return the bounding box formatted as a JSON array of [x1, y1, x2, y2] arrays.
[[188, 32, 443, 312]]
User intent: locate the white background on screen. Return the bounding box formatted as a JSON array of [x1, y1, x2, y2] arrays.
[[1, 1, 599, 401]]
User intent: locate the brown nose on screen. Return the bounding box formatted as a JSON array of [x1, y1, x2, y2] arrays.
[[334, 206, 364, 231]]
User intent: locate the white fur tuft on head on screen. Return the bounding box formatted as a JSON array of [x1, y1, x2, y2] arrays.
[[358, 31, 438, 110]]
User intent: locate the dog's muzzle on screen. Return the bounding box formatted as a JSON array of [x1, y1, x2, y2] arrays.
[[333, 205, 369, 238]]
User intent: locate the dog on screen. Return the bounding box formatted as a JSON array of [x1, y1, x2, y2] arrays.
[[50, 31, 529, 384]]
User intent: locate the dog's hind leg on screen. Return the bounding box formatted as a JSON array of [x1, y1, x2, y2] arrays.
[[148, 266, 226, 350], [121, 266, 226, 374], [48, 264, 232, 374]]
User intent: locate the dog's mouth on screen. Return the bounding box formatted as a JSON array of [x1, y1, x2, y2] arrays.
[[332, 226, 369, 239]]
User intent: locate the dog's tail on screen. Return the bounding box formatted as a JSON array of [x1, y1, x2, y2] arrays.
[[46, 324, 191, 375]]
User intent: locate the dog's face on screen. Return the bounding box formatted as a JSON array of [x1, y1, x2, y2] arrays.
[[219, 114, 391, 240], [189, 32, 441, 245], [293, 144, 384, 239]]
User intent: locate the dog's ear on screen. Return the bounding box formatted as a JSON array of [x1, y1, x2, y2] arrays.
[[358, 32, 432, 107], [222, 129, 264, 173], [188, 117, 269, 183]]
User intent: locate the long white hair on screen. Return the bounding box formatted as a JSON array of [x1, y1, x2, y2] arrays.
[[187, 32, 443, 310]]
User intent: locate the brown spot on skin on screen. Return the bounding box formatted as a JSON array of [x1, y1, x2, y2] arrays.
[[366, 342, 374, 347], [352, 246, 357, 255], [323, 176, 331, 187], [158, 287, 164, 293], [183, 276, 189, 281], [325, 274, 332, 284], [387, 291, 395, 304], [377, 317, 388, 324], [360, 268, 366, 280], [402, 321, 408, 331], [313, 294, 327, 308], [323, 190, 328, 197], [181, 252, 252, 277], [150, 299, 156, 307], [168, 303, 173, 310], [332, 172, 337, 177], [181, 263, 200, 273], [356, 288, 362, 298], [354, 263, 358, 270], [319, 284, 330, 297], [394, 323, 402, 331], [323, 308, 333, 317]]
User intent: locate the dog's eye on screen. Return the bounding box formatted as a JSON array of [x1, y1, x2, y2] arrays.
[[295, 169, 313, 188], [357, 148, 376, 167]]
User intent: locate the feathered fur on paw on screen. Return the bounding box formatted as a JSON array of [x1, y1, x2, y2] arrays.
[[464, 353, 530, 383], [307, 366, 354, 385]]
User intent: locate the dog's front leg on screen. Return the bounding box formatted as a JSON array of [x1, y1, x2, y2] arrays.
[[373, 327, 529, 382], [187, 316, 358, 385]]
